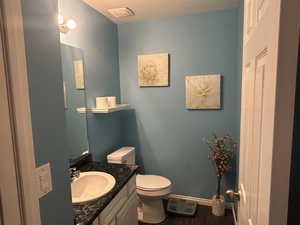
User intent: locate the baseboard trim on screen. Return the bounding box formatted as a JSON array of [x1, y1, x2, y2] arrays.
[[165, 194, 232, 209], [166, 194, 213, 206]]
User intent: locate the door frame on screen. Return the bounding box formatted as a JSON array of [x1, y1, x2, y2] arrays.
[[0, 0, 41, 224]]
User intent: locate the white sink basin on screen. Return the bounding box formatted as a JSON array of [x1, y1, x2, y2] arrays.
[[71, 171, 116, 204]]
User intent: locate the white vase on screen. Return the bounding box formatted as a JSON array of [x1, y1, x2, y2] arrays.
[[212, 194, 225, 216]]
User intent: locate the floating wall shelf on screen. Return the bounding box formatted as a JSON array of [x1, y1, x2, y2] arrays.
[[91, 104, 130, 113], [76, 104, 130, 114], [76, 107, 86, 114]]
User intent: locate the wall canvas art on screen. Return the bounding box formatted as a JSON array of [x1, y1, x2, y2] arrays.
[[185, 74, 221, 109], [73, 60, 85, 89], [138, 53, 169, 86]]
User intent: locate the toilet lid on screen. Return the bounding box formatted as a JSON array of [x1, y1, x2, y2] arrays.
[[136, 175, 171, 191]]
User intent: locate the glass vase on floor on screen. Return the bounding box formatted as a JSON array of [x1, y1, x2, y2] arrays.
[[212, 194, 225, 216]]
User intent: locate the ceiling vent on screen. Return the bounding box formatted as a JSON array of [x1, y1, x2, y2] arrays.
[[107, 7, 135, 18]]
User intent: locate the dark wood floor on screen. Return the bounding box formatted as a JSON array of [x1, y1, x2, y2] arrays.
[[139, 203, 234, 225]]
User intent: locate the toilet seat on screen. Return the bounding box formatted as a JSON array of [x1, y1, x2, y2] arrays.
[[136, 174, 171, 191], [136, 174, 172, 223]]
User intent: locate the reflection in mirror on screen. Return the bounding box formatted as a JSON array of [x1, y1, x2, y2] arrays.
[[60, 44, 89, 158]]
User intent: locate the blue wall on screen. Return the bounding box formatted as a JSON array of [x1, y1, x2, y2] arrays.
[[118, 9, 242, 198], [20, 3, 242, 225], [60, 0, 123, 161], [21, 0, 74, 224]]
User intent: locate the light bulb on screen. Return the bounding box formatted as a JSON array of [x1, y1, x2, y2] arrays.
[[58, 14, 64, 25], [66, 19, 77, 30]]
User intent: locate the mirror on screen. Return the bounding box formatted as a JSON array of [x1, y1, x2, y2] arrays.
[[60, 44, 89, 158]]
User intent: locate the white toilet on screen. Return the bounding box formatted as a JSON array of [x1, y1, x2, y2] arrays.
[[107, 147, 172, 224]]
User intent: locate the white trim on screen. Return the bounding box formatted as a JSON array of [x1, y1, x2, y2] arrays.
[[0, 21, 23, 225], [0, 0, 41, 224], [231, 202, 238, 225], [167, 194, 213, 206], [166, 194, 231, 209]]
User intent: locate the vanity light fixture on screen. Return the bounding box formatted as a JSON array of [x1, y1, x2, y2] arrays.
[[58, 14, 77, 33]]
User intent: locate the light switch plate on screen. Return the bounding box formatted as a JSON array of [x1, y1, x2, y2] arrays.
[[36, 163, 53, 198]]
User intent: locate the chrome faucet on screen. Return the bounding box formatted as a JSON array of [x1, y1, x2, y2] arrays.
[[69, 167, 80, 182]]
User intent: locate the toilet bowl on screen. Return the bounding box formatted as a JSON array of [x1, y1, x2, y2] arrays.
[[136, 174, 172, 224], [107, 147, 172, 224]]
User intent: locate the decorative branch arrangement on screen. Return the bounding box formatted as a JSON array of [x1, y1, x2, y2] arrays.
[[203, 134, 237, 199]]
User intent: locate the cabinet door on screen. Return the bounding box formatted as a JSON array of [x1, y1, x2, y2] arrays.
[[107, 218, 116, 225], [92, 216, 100, 225], [116, 194, 138, 225], [100, 187, 127, 225]]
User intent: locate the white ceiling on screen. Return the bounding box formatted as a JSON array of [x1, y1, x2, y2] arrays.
[[83, 0, 241, 24]]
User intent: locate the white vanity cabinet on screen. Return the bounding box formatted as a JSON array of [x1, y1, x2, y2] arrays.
[[116, 193, 138, 225], [92, 175, 138, 225]]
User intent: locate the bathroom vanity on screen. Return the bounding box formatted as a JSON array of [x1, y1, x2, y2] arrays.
[[92, 175, 137, 225], [72, 161, 138, 225], [60, 43, 139, 225]]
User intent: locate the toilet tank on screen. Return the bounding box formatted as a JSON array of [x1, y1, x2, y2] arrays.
[[107, 147, 135, 164]]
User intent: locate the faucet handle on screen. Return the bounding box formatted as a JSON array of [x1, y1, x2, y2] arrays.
[[70, 167, 80, 175], [69, 167, 76, 174], [74, 169, 80, 177], [69, 167, 80, 182]]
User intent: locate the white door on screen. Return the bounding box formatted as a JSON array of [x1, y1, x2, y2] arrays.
[[0, 22, 23, 225], [237, 0, 300, 225]]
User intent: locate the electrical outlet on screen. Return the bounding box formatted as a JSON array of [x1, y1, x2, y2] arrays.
[[36, 163, 52, 198]]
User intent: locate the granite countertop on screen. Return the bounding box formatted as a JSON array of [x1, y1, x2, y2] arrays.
[[73, 162, 138, 225]]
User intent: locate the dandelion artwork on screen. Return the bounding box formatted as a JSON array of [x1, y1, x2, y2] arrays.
[[138, 53, 169, 87], [203, 134, 237, 199], [185, 74, 221, 109]]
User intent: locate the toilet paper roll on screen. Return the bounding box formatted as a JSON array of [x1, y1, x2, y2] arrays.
[[96, 97, 109, 109], [107, 96, 116, 108]]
